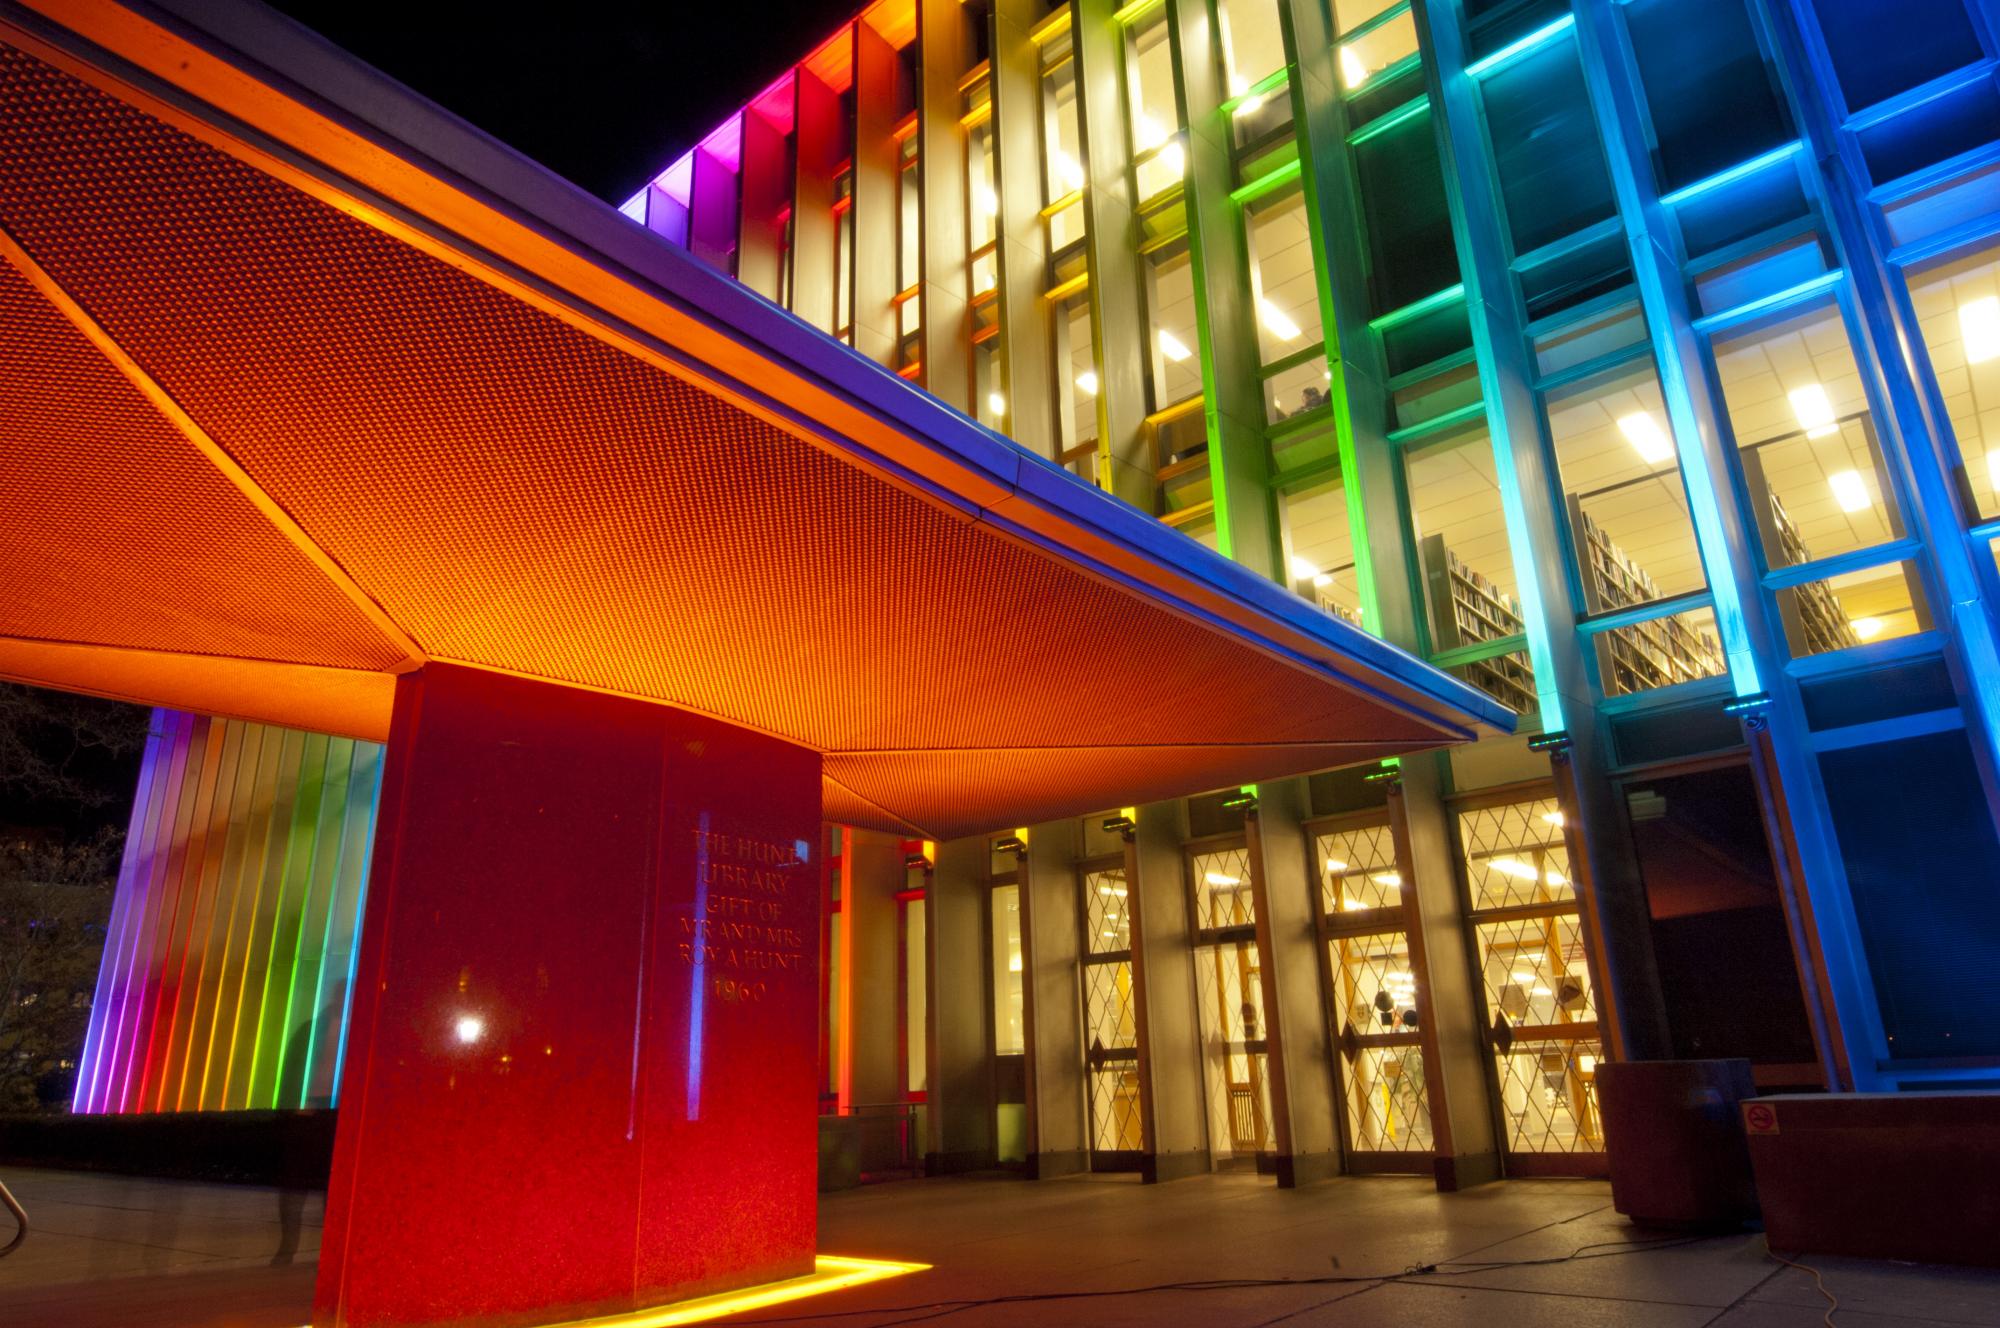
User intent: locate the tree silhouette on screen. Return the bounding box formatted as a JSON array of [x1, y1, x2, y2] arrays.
[[0, 684, 148, 1112]]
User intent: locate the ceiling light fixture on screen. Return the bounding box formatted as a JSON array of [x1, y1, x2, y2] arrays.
[[1259, 298, 1302, 342], [1960, 295, 2000, 365], [1339, 45, 1368, 89], [1158, 330, 1193, 363], [1789, 383, 1839, 439], [1616, 411, 1674, 465], [1829, 468, 1871, 512]]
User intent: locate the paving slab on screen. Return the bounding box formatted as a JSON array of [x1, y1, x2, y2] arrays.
[[4, 1166, 1996, 1327]]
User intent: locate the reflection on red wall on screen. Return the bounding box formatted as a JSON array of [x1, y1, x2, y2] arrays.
[[316, 664, 821, 1327]]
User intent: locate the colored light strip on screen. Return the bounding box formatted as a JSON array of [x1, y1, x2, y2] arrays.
[[1230, 157, 1302, 208], [73, 711, 384, 1114], [1657, 141, 1804, 208], [1463, 14, 1576, 80], [290, 1256, 928, 1328]]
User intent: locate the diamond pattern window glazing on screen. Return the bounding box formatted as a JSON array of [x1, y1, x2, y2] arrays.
[[1458, 797, 1572, 910], [1475, 914, 1594, 1027], [1344, 1045, 1433, 1152], [1329, 929, 1432, 1155], [1084, 865, 1131, 956], [1495, 1038, 1603, 1154], [1317, 823, 1403, 914], [1190, 845, 1255, 931], [1083, 958, 1137, 1054], [1090, 1063, 1145, 1153], [1453, 795, 1605, 1158], [1194, 932, 1272, 1163]]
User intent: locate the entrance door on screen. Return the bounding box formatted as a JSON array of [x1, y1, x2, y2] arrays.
[[1452, 790, 1605, 1176], [1187, 841, 1274, 1172], [1312, 815, 1435, 1172], [1621, 762, 1822, 1088], [1078, 857, 1143, 1169]]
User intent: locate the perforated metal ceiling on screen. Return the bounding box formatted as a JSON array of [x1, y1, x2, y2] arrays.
[[0, 19, 1501, 839], [0, 254, 402, 672]]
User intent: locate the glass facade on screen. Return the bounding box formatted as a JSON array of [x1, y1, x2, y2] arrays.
[[580, 0, 2000, 1176], [53, 0, 2000, 1239]]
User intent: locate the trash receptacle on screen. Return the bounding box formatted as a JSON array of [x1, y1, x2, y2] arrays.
[[1597, 1058, 1758, 1226]]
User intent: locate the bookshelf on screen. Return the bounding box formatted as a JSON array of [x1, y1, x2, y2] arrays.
[[1767, 493, 1859, 655], [1420, 534, 1538, 714], [1569, 503, 1725, 693]]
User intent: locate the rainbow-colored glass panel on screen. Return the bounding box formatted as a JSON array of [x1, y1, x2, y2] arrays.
[[72, 709, 384, 1113]]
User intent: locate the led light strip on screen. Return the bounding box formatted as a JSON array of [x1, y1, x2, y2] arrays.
[[289, 1256, 931, 1328]]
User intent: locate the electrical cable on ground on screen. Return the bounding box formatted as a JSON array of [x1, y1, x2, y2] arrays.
[[739, 1230, 1736, 1326], [1766, 1248, 1840, 1327]]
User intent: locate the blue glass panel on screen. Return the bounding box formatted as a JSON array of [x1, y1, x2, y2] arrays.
[[1809, 0, 1983, 112], [1818, 727, 2000, 1060], [1626, 0, 1792, 193], [1480, 37, 1617, 257]]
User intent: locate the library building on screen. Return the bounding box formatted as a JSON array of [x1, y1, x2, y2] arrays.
[[5, 0, 2000, 1323]]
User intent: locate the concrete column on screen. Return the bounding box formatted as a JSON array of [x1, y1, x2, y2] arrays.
[[1167, 0, 1280, 574], [317, 663, 820, 1328], [688, 142, 740, 276], [1073, 0, 1155, 508], [792, 68, 844, 336], [1245, 781, 1342, 1186], [916, 0, 973, 411], [1389, 761, 1502, 1188], [1020, 819, 1087, 1177], [991, 0, 1056, 460], [736, 98, 791, 304], [853, 21, 903, 366], [1127, 800, 1209, 1179], [840, 828, 905, 1112], [926, 836, 996, 1171]]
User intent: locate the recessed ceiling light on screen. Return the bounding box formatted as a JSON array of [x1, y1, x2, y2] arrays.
[[1960, 295, 2000, 365], [1851, 616, 1885, 641], [1158, 330, 1193, 362], [1789, 383, 1839, 439], [987, 391, 1007, 417], [1616, 411, 1674, 465], [1259, 298, 1302, 342], [1289, 554, 1321, 582], [1829, 468, 1870, 512], [1339, 45, 1368, 89], [1075, 369, 1099, 396]]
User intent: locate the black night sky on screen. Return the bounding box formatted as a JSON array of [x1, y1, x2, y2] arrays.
[[265, 0, 862, 203]]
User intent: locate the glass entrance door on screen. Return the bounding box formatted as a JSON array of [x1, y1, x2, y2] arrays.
[[1452, 791, 1605, 1175], [1313, 816, 1434, 1171], [1187, 841, 1273, 1171], [1078, 857, 1143, 1168]]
